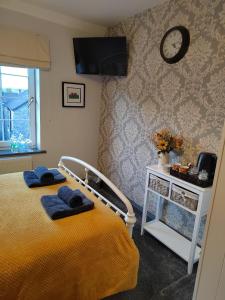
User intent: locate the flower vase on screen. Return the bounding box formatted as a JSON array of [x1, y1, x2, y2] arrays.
[[158, 152, 169, 172]]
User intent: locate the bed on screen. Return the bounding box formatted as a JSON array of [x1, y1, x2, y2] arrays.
[[0, 156, 139, 300]]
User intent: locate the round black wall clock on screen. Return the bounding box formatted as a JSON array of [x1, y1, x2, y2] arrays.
[[160, 26, 190, 64]]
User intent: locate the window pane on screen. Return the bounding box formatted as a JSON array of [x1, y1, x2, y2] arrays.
[[1, 66, 28, 76], [2, 74, 28, 90], [0, 110, 11, 141], [11, 119, 30, 139], [0, 65, 35, 145]]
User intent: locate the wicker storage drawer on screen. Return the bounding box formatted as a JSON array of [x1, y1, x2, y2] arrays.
[[171, 184, 199, 211], [149, 174, 170, 197]]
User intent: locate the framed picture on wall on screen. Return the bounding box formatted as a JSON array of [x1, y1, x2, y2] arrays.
[[62, 82, 85, 107]]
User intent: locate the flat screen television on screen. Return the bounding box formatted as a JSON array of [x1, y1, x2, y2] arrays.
[[73, 37, 128, 76]]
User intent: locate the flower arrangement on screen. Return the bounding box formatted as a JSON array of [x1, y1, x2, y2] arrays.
[[152, 128, 183, 154], [10, 134, 32, 152]]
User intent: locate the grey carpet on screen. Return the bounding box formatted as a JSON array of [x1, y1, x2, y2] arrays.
[[90, 181, 197, 300]]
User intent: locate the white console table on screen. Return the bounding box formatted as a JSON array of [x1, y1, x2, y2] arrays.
[[141, 165, 212, 274]]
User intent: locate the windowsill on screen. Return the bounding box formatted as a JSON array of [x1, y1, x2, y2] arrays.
[[0, 148, 46, 157]]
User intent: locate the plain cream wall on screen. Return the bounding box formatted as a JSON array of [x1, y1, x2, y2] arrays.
[[0, 8, 105, 172]]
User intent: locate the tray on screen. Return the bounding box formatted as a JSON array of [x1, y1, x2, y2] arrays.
[[170, 168, 213, 188]]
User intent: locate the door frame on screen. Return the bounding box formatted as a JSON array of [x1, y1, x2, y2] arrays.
[[193, 123, 225, 300]]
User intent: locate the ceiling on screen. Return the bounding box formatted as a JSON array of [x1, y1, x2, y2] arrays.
[[20, 0, 167, 26]]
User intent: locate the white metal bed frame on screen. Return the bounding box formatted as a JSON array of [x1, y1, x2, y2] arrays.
[[58, 156, 136, 236]]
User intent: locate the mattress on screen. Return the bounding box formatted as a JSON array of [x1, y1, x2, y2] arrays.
[[0, 170, 139, 300]]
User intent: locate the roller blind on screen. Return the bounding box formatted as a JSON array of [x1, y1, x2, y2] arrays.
[[0, 26, 50, 69]]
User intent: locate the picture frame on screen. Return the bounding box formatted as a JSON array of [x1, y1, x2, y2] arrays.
[[62, 82, 85, 108]]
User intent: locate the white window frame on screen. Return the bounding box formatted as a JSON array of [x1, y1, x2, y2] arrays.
[[0, 66, 39, 150], [28, 68, 37, 148]]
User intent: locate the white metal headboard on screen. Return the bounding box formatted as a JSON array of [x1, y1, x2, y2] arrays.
[[58, 156, 136, 237]]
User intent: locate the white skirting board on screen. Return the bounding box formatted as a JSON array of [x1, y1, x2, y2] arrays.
[[0, 156, 32, 174]]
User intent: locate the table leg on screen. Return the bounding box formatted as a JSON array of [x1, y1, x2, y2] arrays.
[[141, 172, 150, 235], [188, 197, 203, 274]]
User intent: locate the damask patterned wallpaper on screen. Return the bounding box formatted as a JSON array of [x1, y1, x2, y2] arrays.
[[98, 0, 225, 241]]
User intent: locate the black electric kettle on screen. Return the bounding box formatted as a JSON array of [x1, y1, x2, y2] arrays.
[[196, 152, 217, 180]]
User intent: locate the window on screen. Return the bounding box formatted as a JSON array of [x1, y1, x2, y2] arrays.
[[0, 66, 39, 149]]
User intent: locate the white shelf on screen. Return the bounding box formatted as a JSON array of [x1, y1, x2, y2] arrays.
[[144, 220, 201, 263], [142, 165, 212, 274]]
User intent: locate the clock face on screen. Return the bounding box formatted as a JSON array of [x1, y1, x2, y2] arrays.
[[160, 26, 190, 64], [163, 30, 182, 58]]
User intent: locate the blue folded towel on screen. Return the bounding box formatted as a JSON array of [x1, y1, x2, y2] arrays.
[[41, 195, 94, 220], [34, 166, 54, 184], [58, 186, 84, 207], [23, 168, 66, 188]]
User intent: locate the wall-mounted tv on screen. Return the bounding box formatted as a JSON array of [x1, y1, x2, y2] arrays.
[[73, 37, 128, 76]]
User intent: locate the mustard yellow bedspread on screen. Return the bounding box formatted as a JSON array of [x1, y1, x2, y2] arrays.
[[0, 171, 139, 300]]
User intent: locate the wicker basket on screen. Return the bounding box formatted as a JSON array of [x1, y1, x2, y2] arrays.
[[149, 174, 169, 197], [171, 184, 199, 211]]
